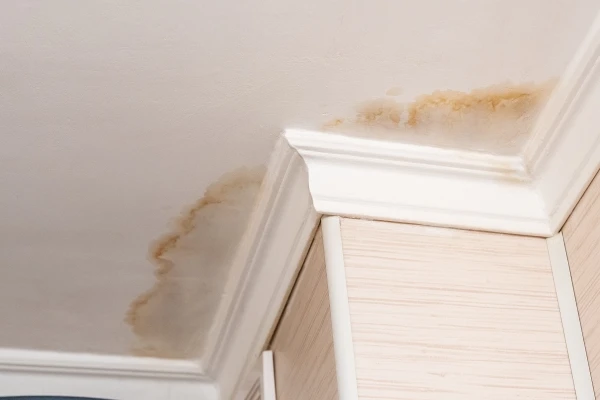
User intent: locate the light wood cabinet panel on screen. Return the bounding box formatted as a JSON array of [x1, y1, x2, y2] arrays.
[[563, 170, 600, 399], [269, 228, 338, 400], [339, 218, 574, 400]]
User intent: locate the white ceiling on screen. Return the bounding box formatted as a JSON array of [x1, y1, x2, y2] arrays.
[[0, 0, 598, 357]]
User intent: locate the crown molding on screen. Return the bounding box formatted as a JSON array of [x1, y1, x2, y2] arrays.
[[0, 348, 214, 399], [287, 129, 550, 236], [205, 12, 600, 399], [523, 11, 600, 233], [0, 348, 204, 379]]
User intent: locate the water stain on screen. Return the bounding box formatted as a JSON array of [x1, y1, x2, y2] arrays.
[[125, 166, 265, 358], [323, 118, 345, 129], [324, 81, 556, 154]]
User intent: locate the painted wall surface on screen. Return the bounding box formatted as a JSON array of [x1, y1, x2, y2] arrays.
[[0, 0, 598, 356]]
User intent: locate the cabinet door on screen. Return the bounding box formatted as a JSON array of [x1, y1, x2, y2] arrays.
[[269, 228, 338, 400]]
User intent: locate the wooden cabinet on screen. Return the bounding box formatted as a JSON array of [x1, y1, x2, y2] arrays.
[[266, 218, 577, 399], [269, 229, 338, 400], [336, 218, 574, 399]]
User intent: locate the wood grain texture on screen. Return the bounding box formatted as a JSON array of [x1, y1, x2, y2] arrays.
[[245, 382, 261, 400], [546, 234, 595, 400], [563, 170, 600, 399], [340, 218, 574, 400], [269, 228, 338, 400]]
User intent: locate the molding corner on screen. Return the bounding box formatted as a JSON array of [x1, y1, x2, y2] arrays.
[[524, 11, 600, 233], [286, 128, 551, 236], [0, 349, 213, 399]]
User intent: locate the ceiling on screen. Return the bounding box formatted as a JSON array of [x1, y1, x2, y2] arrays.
[[0, 0, 598, 358]]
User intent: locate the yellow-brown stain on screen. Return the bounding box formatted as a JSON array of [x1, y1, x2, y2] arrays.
[[356, 98, 404, 127], [125, 166, 265, 358], [492, 158, 530, 184], [497, 171, 529, 183], [324, 80, 556, 155], [405, 84, 551, 127], [323, 118, 345, 128]]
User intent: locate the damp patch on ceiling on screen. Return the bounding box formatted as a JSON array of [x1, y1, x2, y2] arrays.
[[125, 166, 265, 358], [323, 80, 556, 155]]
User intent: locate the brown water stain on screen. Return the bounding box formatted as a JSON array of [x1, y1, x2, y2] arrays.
[[125, 166, 265, 358], [323, 118, 345, 129], [405, 83, 551, 127], [324, 80, 556, 155]]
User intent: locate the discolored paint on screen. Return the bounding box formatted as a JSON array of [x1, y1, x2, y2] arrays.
[[325, 81, 556, 155], [126, 82, 552, 357], [385, 86, 403, 96], [125, 166, 265, 358]]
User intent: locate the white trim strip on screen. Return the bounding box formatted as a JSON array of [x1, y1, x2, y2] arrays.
[[547, 234, 595, 399], [321, 216, 359, 400], [0, 348, 204, 380], [261, 351, 277, 400]]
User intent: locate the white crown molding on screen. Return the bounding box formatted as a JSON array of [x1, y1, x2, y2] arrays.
[[0, 348, 204, 379], [0, 348, 214, 399], [523, 10, 600, 233], [205, 12, 600, 400], [287, 129, 550, 236]]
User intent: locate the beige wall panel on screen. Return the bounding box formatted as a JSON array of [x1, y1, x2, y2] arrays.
[[563, 170, 600, 398], [340, 218, 574, 400], [269, 228, 338, 400]]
